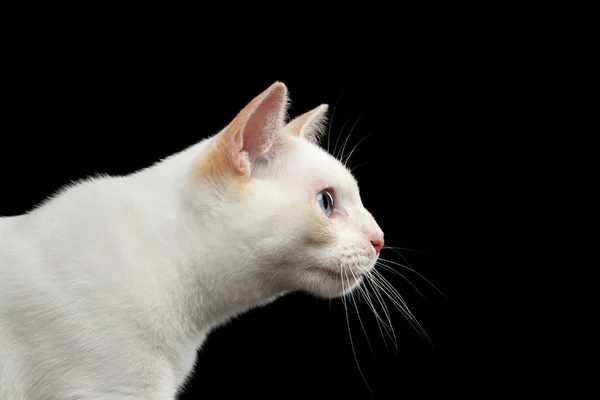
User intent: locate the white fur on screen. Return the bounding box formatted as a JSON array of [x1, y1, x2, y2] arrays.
[[0, 83, 383, 399]]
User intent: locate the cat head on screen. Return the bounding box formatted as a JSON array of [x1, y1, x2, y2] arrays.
[[189, 82, 384, 299]]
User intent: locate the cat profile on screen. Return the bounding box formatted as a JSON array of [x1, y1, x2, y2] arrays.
[[0, 82, 384, 399]]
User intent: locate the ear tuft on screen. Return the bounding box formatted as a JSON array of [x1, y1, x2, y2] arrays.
[[285, 104, 329, 144]]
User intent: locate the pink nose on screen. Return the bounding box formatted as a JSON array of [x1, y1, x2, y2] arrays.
[[370, 236, 384, 254]]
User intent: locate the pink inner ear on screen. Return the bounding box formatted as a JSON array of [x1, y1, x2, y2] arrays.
[[240, 85, 287, 160], [284, 104, 328, 143]]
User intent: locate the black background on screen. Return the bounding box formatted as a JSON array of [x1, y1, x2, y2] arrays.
[[1, 29, 448, 398]]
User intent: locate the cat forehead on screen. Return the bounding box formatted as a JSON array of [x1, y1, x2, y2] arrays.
[[274, 138, 360, 195]]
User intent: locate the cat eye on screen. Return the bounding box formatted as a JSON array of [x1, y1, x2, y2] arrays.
[[316, 190, 334, 217]]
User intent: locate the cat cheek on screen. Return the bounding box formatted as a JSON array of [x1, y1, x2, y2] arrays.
[[307, 213, 337, 245]]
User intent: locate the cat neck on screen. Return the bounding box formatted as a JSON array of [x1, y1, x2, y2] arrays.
[[125, 139, 286, 339]]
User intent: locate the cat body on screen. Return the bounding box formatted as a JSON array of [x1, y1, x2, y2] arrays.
[[0, 83, 383, 399]]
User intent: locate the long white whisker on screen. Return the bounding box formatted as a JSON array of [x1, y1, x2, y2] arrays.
[[332, 116, 352, 159], [376, 261, 428, 301], [370, 269, 423, 332], [350, 162, 370, 174], [378, 255, 446, 299], [358, 275, 390, 352], [383, 245, 430, 256], [359, 267, 398, 351], [342, 132, 375, 167], [383, 247, 417, 272], [358, 265, 398, 351], [348, 269, 374, 357], [327, 91, 343, 154], [370, 270, 432, 345], [340, 265, 372, 392], [337, 113, 364, 161], [370, 279, 425, 344]]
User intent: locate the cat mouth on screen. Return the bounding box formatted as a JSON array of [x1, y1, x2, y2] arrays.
[[309, 267, 364, 284]]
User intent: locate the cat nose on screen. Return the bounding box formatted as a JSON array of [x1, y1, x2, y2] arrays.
[[370, 236, 384, 254]]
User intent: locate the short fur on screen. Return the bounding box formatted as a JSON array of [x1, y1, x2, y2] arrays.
[[0, 82, 384, 399]]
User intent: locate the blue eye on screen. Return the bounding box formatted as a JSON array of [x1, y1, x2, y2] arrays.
[[316, 190, 334, 217]]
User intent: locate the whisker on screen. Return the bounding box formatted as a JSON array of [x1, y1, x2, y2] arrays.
[[336, 113, 364, 162], [371, 288, 426, 345], [326, 91, 343, 154], [340, 266, 372, 392], [350, 162, 370, 174], [378, 255, 446, 300], [359, 267, 398, 351], [376, 261, 428, 301], [332, 116, 352, 159], [342, 132, 375, 167], [370, 270, 419, 325], [383, 245, 430, 256], [359, 277, 390, 352], [370, 270, 432, 346], [372, 279, 401, 351], [358, 266, 398, 351], [348, 269, 374, 358]]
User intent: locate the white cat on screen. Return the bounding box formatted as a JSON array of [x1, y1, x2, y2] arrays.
[[0, 82, 384, 399]]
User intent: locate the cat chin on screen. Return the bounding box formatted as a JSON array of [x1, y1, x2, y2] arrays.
[[299, 267, 365, 299]]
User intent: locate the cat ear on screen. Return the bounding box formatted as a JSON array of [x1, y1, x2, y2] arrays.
[[285, 104, 329, 144], [208, 82, 289, 177]]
